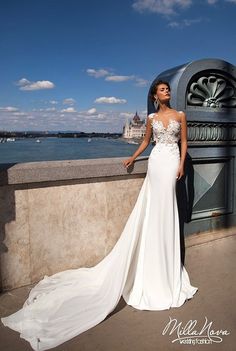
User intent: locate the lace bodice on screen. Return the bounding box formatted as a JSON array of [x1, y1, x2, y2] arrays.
[[148, 113, 181, 145]]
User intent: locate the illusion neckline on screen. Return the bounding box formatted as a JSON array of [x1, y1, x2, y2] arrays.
[[152, 117, 181, 130]]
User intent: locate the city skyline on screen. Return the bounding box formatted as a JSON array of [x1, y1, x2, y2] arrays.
[[0, 0, 236, 132]]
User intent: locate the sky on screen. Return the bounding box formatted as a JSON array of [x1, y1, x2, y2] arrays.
[[0, 0, 236, 132]]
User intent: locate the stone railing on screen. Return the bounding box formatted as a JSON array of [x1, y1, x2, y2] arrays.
[[0, 157, 148, 291]]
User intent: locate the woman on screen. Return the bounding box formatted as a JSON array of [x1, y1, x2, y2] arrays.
[[1, 80, 198, 350], [121, 80, 198, 309]]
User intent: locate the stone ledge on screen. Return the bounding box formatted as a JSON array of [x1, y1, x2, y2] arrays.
[[0, 156, 148, 186], [185, 225, 236, 248]]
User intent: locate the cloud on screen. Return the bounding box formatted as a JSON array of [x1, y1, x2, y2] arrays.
[[86, 67, 148, 87], [61, 107, 77, 113], [86, 68, 110, 78], [77, 108, 98, 117], [120, 111, 147, 120], [135, 78, 149, 87], [13, 112, 28, 116], [49, 100, 58, 105], [141, 110, 148, 115], [105, 74, 148, 86], [105, 75, 135, 82], [0, 106, 19, 112], [0, 105, 144, 132], [45, 107, 56, 111], [168, 21, 179, 27], [16, 77, 55, 91], [87, 108, 97, 114], [63, 98, 76, 105], [120, 112, 135, 118], [16, 78, 30, 86], [94, 97, 127, 104], [168, 17, 203, 27], [132, 0, 192, 15], [97, 113, 107, 119], [132, 0, 234, 17]]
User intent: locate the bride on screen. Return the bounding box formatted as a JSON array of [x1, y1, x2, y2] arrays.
[[1, 80, 198, 350]]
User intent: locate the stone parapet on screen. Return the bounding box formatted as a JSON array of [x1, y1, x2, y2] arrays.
[[0, 156, 148, 186], [0, 157, 147, 291]]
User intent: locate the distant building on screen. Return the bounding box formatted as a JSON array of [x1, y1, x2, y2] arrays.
[[122, 111, 146, 139]]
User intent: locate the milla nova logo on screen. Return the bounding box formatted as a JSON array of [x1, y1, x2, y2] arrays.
[[162, 317, 230, 345]]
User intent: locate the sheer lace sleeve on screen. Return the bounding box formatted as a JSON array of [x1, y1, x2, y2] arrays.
[[148, 113, 155, 119], [148, 113, 155, 126]]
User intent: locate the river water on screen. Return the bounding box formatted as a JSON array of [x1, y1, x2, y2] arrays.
[[0, 137, 153, 164]]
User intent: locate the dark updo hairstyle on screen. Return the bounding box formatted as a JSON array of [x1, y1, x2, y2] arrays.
[[150, 80, 171, 111]]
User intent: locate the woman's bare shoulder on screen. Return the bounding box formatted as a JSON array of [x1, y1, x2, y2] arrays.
[[178, 110, 186, 121], [171, 109, 186, 122]]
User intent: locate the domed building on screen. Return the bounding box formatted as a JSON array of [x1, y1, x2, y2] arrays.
[[122, 111, 146, 139]]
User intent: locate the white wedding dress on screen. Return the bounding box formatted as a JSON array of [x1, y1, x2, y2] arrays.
[[1, 112, 198, 350]]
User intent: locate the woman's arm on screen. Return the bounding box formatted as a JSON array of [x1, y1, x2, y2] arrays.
[[177, 111, 187, 180], [123, 115, 152, 168]]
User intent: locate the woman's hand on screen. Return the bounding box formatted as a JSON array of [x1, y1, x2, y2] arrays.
[[123, 157, 135, 169], [176, 164, 184, 180]]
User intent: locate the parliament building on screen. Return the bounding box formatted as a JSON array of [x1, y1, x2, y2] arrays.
[[122, 112, 146, 139]]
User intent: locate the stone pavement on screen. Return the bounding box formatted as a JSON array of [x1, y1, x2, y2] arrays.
[[0, 230, 235, 351]]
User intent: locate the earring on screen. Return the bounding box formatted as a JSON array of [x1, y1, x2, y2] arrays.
[[154, 99, 159, 110]]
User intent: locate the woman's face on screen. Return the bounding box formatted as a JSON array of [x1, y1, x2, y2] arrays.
[[155, 84, 171, 103]]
